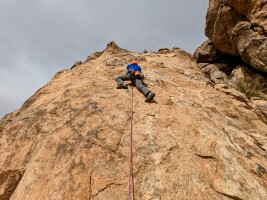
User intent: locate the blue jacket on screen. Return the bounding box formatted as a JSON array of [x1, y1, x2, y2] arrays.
[[126, 63, 142, 72]]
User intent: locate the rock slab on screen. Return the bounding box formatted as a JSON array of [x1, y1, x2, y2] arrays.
[[0, 42, 267, 200]]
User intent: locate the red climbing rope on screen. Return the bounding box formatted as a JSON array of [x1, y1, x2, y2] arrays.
[[128, 85, 134, 200]]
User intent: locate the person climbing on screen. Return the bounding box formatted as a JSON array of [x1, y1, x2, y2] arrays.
[[115, 58, 155, 102]]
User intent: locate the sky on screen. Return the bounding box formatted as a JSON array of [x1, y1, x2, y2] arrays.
[[0, 0, 209, 119]]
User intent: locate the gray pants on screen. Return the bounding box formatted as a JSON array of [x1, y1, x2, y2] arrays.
[[115, 73, 150, 95]]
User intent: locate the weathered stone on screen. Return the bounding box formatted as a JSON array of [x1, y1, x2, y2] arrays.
[[0, 42, 267, 200], [213, 63, 228, 70], [157, 48, 170, 54], [103, 41, 129, 55], [193, 39, 223, 62], [231, 66, 265, 82], [231, 67, 247, 81], [210, 70, 226, 80], [134, 55, 147, 62], [105, 55, 147, 67], [201, 64, 219, 74], [253, 99, 267, 121], [206, 0, 267, 72], [86, 52, 102, 62], [105, 58, 125, 66], [0, 170, 25, 200], [52, 69, 70, 80], [254, 26, 265, 35], [198, 63, 210, 69], [71, 61, 82, 68], [253, 99, 267, 111]]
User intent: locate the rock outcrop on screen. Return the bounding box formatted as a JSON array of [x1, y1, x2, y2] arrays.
[[205, 0, 267, 72], [193, 40, 223, 63], [0, 42, 267, 200]]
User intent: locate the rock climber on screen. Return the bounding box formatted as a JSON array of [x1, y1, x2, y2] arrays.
[[115, 58, 155, 102]]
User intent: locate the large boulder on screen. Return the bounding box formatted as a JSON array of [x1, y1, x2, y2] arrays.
[[206, 0, 267, 72], [193, 39, 223, 63]]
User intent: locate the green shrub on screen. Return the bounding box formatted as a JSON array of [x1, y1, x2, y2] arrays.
[[236, 78, 266, 99]]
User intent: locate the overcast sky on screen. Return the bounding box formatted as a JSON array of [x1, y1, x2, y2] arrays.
[[0, 0, 209, 119]]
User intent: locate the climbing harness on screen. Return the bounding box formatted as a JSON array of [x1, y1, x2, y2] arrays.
[[128, 84, 134, 200]]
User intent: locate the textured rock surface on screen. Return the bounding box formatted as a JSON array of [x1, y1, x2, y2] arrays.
[[0, 42, 267, 200], [206, 0, 267, 72], [231, 66, 265, 82], [193, 39, 223, 63]]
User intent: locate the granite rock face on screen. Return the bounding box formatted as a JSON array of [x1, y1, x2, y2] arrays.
[[205, 0, 267, 72], [0, 42, 267, 200], [193, 39, 223, 63]]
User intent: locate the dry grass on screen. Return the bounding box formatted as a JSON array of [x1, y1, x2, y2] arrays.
[[236, 78, 266, 99]]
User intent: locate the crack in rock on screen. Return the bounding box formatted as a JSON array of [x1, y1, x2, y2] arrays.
[[92, 183, 123, 198]]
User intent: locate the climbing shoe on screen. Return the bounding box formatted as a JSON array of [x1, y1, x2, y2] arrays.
[[145, 92, 155, 102], [116, 84, 128, 89]]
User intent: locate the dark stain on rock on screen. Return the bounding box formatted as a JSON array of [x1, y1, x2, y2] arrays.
[[56, 142, 74, 159], [69, 157, 86, 173], [195, 153, 217, 160], [251, 163, 267, 178], [87, 130, 99, 139], [34, 123, 43, 134], [87, 102, 103, 115], [89, 102, 98, 110], [246, 151, 253, 158], [50, 106, 59, 115], [70, 106, 84, 114], [257, 163, 266, 175], [216, 191, 243, 200], [85, 52, 103, 62], [0, 169, 25, 200], [20, 92, 40, 110], [35, 109, 47, 118], [56, 143, 68, 155]]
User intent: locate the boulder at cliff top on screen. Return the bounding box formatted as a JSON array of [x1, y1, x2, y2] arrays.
[[0, 42, 267, 200], [206, 0, 267, 72], [193, 39, 223, 63]]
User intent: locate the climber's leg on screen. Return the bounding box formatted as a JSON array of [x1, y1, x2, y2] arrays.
[[115, 74, 130, 89], [135, 78, 150, 95], [135, 78, 155, 102]]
